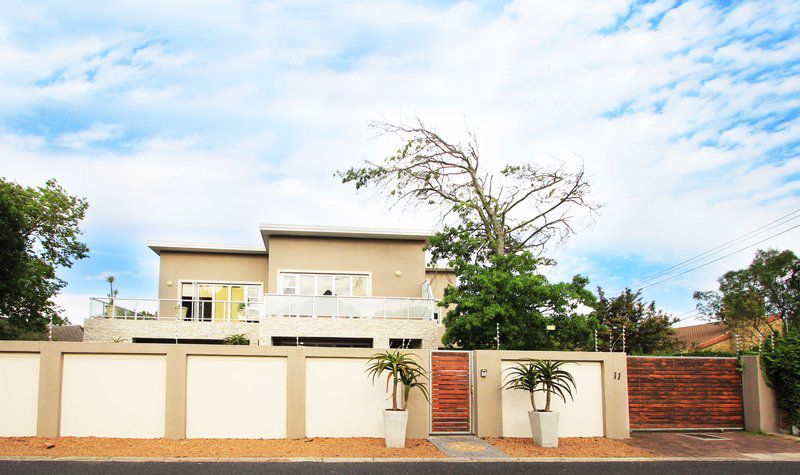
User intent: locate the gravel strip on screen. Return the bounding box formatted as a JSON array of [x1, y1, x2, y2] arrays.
[[0, 437, 444, 459], [486, 437, 656, 458]]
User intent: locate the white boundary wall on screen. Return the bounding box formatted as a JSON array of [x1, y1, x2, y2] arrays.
[[60, 354, 167, 438], [186, 355, 287, 438], [305, 358, 388, 437], [0, 353, 40, 436], [501, 361, 604, 437]]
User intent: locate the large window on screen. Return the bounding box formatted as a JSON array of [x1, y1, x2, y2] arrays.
[[279, 272, 369, 297], [180, 282, 262, 322]]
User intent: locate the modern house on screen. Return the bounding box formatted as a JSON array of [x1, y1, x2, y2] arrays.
[[83, 224, 456, 349]]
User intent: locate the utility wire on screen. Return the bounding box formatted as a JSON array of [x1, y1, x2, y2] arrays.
[[640, 223, 800, 290], [629, 208, 800, 288]]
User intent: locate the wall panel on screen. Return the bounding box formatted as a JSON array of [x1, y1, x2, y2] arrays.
[[0, 353, 40, 436], [186, 355, 287, 438], [305, 358, 388, 437], [60, 354, 166, 438], [501, 361, 604, 437]]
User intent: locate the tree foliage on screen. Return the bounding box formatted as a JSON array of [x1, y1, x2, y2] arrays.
[[694, 249, 799, 337], [0, 178, 88, 339], [594, 287, 677, 354], [761, 334, 800, 427], [440, 252, 597, 350], [337, 120, 598, 263]]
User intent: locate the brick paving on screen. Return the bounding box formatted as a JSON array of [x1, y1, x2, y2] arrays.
[[628, 432, 800, 458]]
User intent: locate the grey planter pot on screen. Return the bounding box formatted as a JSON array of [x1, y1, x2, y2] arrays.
[[384, 410, 409, 448], [528, 410, 559, 448]]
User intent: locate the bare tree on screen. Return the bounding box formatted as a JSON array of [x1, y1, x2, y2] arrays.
[[337, 119, 599, 261]]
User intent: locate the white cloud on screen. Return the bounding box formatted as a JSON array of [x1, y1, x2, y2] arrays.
[[55, 123, 123, 150]]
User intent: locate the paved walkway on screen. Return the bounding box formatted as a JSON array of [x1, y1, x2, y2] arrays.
[[628, 432, 800, 459], [429, 436, 510, 459]]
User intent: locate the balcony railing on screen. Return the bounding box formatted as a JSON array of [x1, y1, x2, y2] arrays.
[[89, 295, 437, 322]]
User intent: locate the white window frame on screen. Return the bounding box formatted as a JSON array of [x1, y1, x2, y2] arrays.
[[276, 270, 372, 297], [177, 280, 264, 321]]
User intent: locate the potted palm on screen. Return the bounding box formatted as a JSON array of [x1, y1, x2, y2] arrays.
[[365, 350, 429, 448], [503, 359, 576, 448]]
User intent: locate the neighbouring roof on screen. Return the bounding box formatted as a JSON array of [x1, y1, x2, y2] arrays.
[[51, 325, 84, 342], [672, 322, 729, 349], [259, 224, 435, 251], [672, 314, 782, 349], [147, 241, 267, 256]]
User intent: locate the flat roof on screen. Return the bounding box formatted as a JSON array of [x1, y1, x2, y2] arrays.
[[259, 223, 435, 251], [147, 241, 267, 256]]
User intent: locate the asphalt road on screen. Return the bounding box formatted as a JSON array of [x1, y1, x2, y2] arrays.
[[0, 461, 798, 474]]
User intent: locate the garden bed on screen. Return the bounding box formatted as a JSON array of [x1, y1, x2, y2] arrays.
[[486, 437, 656, 458], [0, 437, 444, 458]]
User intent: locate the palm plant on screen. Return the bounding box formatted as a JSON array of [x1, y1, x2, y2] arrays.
[[503, 359, 577, 412], [365, 350, 430, 410]]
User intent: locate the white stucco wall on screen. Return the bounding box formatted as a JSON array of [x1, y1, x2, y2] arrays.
[[186, 355, 288, 439], [501, 361, 604, 437], [305, 358, 388, 437], [0, 353, 40, 436], [60, 354, 167, 438]]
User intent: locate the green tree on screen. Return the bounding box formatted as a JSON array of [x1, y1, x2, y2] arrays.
[[440, 252, 597, 350], [761, 335, 800, 427], [594, 287, 677, 354], [0, 178, 88, 339], [337, 120, 598, 263], [694, 248, 799, 338]]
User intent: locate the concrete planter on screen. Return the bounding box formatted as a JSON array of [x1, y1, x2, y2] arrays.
[[384, 409, 409, 448], [528, 410, 559, 448]]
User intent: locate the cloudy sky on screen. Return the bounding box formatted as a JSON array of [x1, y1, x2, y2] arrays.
[[1, 0, 798, 325]]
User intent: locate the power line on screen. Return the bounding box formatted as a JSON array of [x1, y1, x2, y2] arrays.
[[628, 208, 800, 288], [640, 223, 800, 290]]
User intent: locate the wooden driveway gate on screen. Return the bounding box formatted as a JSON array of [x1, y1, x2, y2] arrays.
[[627, 356, 744, 430], [429, 350, 472, 434]]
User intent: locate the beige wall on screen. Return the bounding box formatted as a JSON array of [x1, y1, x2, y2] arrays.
[[158, 251, 269, 299], [60, 354, 167, 438], [0, 353, 40, 436], [473, 350, 630, 439], [742, 355, 781, 433], [0, 342, 638, 441], [425, 269, 456, 300], [186, 355, 287, 438], [0, 342, 431, 440], [501, 361, 604, 437], [268, 236, 427, 297]]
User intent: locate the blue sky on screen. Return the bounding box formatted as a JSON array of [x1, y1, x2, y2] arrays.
[[0, 0, 798, 324]]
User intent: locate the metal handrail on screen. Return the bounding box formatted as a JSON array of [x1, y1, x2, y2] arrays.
[[88, 294, 438, 322]]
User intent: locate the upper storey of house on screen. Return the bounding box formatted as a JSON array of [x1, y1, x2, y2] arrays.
[[147, 224, 456, 304]]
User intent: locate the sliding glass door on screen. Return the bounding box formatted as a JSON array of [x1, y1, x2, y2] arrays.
[[181, 282, 261, 322]]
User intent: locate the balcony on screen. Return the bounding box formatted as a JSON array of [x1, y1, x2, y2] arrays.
[[88, 295, 437, 322]]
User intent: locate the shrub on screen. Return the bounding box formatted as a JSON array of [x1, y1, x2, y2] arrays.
[[223, 333, 249, 345], [761, 335, 800, 427]]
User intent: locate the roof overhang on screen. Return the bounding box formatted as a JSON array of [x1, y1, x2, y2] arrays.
[[147, 241, 267, 256], [259, 223, 435, 251]]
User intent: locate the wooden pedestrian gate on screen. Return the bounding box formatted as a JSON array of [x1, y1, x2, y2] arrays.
[[429, 351, 472, 434], [627, 356, 744, 430]]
